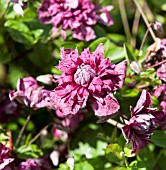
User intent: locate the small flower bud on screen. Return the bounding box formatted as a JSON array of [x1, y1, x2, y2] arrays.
[[36, 74, 54, 85], [50, 150, 60, 166], [130, 61, 140, 74], [13, 3, 24, 16], [67, 157, 75, 170], [152, 21, 164, 34]]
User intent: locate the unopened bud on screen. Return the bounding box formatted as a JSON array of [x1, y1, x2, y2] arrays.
[[50, 150, 60, 166], [13, 3, 24, 16], [152, 21, 164, 34], [67, 157, 74, 170], [36, 74, 54, 85], [130, 61, 140, 74]]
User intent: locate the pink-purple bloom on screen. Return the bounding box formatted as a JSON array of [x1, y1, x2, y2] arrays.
[[122, 90, 164, 154], [17, 158, 51, 170], [50, 44, 126, 117], [37, 0, 113, 41], [155, 39, 166, 82], [154, 84, 166, 130], [9, 77, 52, 109], [157, 63, 166, 83], [0, 143, 14, 170]]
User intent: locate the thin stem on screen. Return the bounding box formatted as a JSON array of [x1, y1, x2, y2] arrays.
[[133, 0, 156, 41], [153, 149, 164, 170], [118, 0, 131, 43], [29, 122, 53, 145], [142, 59, 166, 71], [107, 119, 124, 129], [124, 157, 129, 168], [130, 8, 141, 48], [15, 110, 33, 147], [139, 23, 152, 52], [143, 0, 154, 22]]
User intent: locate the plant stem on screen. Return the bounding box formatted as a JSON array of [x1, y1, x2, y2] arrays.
[[130, 8, 141, 48], [29, 122, 53, 144], [107, 119, 124, 129], [118, 0, 131, 43], [139, 23, 152, 52], [15, 110, 33, 147], [153, 149, 164, 170], [133, 0, 156, 41]]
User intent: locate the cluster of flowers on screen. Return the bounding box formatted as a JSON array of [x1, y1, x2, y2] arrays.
[[37, 0, 114, 41], [0, 143, 51, 170], [10, 44, 126, 118], [9, 43, 166, 155]]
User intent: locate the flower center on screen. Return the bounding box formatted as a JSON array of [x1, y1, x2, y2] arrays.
[[74, 63, 95, 87]]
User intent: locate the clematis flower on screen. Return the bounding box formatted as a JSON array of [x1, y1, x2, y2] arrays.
[[50, 44, 126, 117], [17, 158, 51, 170], [153, 84, 166, 130], [122, 90, 164, 154], [9, 77, 52, 109], [0, 91, 22, 123], [154, 39, 166, 82], [0, 143, 14, 170], [37, 0, 113, 41], [157, 63, 166, 83]]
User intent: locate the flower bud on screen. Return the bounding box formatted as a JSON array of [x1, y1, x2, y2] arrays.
[[130, 61, 140, 74], [67, 157, 75, 170], [13, 3, 24, 16], [152, 21, 164, 34]]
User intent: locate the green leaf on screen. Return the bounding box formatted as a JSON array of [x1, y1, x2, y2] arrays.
[[58, 163, 70, 170], [0, 0, 10, 15], [27, 43, 52, 68], [110, 167, 131, 170], [31, 29, 44, 43], [107, 33, 126, 43], [105, 143, 123, 162], [151, 131, 166, 148], [4, 20, 42, 45], [75, 161, 94, 170], [106, 46, 125, 63], [94, 25, 106, 38], [89, 37, 109, 52], [122, 89, 140, 97], [140, 68, 155, 76], [17, 144, 43, 159], [0, 131, 9, 142], [152, 0, 166, 9], [124, 43, 136, 61], [4, 20, 30, 32], [124, 148, 135, 158], [6, 28, 34, 45], [8, 64, 25, 88]]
